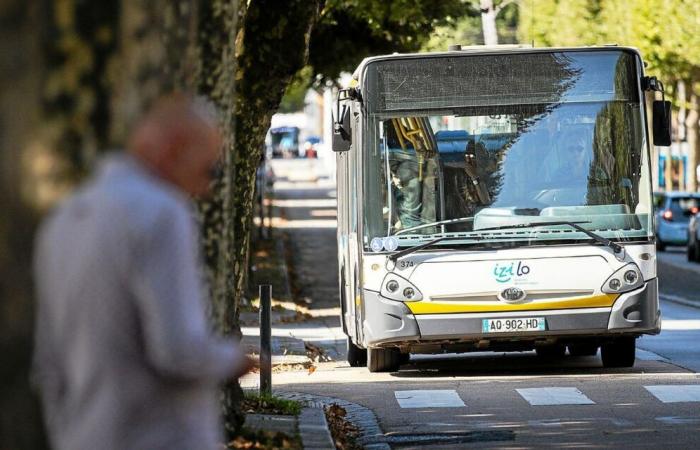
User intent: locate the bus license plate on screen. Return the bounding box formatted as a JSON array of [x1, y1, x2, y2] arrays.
[[482, 317, 546, 333]]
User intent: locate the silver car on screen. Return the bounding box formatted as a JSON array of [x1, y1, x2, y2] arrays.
[[653, 192, 700, 251]]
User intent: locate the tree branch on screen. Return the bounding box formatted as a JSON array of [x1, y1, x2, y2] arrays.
[[494, 0, 516, 15]]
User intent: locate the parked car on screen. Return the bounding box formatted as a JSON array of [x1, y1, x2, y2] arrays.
[[688, 210, 700, 261], [653, 191, 700, 251]]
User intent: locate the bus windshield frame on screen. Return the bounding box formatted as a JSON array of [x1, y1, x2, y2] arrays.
[[361, 49, 654, 251]]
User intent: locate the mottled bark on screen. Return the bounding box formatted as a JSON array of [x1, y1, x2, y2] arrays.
[[0, 1, 201, 447], [0, 1, 49, 448], [686, 87, 699, 192], [196, 0, 323, 436]]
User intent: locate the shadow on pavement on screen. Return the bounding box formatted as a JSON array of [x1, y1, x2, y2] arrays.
[[390, 351, 682, 378]]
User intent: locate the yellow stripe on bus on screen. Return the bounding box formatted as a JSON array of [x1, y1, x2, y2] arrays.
[[406, 294, 619, 315]]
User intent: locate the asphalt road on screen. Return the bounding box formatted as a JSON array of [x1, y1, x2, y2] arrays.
[[245, 159, 700, 449]]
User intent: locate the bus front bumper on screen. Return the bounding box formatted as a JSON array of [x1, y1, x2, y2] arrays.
[[362, 279, 660, 348]]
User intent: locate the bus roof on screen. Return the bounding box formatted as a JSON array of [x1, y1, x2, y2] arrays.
[[351, 45, 642, 83]]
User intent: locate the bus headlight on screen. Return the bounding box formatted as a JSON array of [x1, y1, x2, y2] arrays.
[[386, 280, 400, 293], [380, 273, 422, 302], [608, 279, 621, 291], [602, 264, 643, 294], [623, 270, 638, 285]]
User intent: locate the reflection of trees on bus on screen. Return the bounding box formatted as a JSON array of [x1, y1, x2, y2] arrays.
[[588, 57, 641, 210]]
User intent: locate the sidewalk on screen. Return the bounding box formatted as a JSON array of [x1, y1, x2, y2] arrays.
[[243, 158, 346, 370], [241, 158, 351, 449]]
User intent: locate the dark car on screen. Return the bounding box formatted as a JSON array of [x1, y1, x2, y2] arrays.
[[653, 191, 700, 251]]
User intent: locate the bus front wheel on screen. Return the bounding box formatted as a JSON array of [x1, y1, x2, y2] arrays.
[[601, 337, 636, 368], [347, 337, 367, 367], [367, 347, 401, 372]]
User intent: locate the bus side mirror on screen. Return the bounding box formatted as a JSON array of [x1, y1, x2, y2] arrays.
[[332, 105, 351, 152], [652, 100, 671, 146]]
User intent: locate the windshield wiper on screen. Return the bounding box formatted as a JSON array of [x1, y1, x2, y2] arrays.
[[395, 216, 475, 235], [476, 220, 624, 256], [388, 220, 625, 262], [388, 235, 484, 262]]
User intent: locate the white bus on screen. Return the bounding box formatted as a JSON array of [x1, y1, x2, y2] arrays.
[[333, 45, 672, 372]]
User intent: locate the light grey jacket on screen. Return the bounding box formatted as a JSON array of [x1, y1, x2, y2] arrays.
[[33, 154, 242, 450]]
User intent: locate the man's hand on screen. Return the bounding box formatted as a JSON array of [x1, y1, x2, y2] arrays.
[[232, 355, 258, 380]]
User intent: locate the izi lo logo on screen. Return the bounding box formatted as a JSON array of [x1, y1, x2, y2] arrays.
[[493, 261, 530, 283]]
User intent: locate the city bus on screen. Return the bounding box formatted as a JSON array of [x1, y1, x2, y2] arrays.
[[333, 45, 672, 372]]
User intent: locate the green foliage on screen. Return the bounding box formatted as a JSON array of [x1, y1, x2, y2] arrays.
[[519, 0, 700, 82], [278, 67, 313, 113], [243, 392, 303, 416], [423, 1, 519, 51], [308, 0, 476, 83]]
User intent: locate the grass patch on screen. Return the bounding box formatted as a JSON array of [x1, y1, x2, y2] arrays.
[[243, 392, 302, 416]]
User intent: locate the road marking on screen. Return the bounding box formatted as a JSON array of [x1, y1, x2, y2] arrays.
[[394, 390, 465, 408], [645, 385, 700, 403], [636, 349, 668, 361], [516, 387, 595, 406], [656, 416, 700, 425]]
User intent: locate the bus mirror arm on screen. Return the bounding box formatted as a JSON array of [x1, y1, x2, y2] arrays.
[[643, 76, 672, 147], [332, 105, 352, 152], [333, 88, 360, 152]]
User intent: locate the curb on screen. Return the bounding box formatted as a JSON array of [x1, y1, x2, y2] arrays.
[[660, 293, 700, 309], [276, 391, 390, 450], [298, 407, 335, 450]]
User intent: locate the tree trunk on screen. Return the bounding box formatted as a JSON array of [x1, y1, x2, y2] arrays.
[[0, 1, 200, 447], [0, 2, 49, 447], [686, 87, 699, 192], [196, 0, 322, 437], [480, 0, 499, 45], [676, 80, 690, 191]]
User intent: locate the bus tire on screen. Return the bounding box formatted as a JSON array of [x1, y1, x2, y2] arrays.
[[536, 344, 566, 359], [367, 347, 401, 372], [568, 343, 598, 357], [601, 337, 636, 368], [347, 337, 367, 367]]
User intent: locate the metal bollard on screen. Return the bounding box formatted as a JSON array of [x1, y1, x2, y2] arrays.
[[259, 284, 272, 395]]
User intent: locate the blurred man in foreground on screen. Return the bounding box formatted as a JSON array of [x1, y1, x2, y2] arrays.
[[32, 94, 252, 450]]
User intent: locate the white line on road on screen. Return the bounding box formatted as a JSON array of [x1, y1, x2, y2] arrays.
[[394, 390, 466, 408], [656, 416, 700, 425], [516, 387, 595, 406], [636, 348, 669, 361], [645, 385, 700, 403]]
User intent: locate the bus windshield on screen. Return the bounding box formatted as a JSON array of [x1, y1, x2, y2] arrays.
[[362, 50, 653, 249]]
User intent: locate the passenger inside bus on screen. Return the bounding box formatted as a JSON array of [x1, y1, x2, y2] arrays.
[[386, 118, 438, 233]]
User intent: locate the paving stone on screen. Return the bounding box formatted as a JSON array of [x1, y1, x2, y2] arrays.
[[244, 414, 297, 435], [275, 391, 391, 450]]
